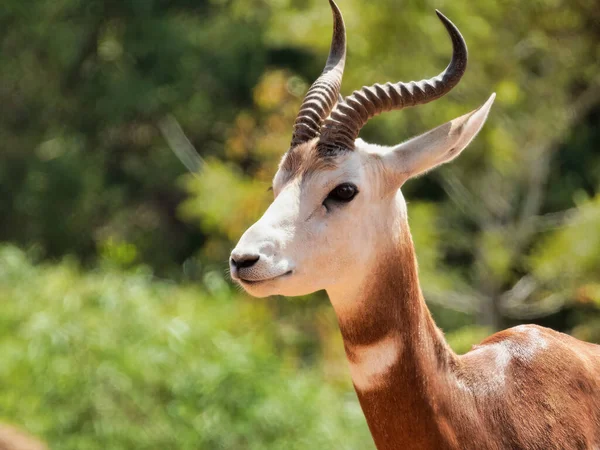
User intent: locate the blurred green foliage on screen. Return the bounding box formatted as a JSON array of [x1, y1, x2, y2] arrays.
[[0, 246, 374, 449], [1, 0, 600, 446]]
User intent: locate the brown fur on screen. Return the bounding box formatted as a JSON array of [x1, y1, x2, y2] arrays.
[[337, 221, 600, 450]]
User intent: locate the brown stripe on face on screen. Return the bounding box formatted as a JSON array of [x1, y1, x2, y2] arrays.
[[278, 139, 347, 187]]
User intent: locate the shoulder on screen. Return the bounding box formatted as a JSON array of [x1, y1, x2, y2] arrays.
[[478, 324, 599, 353], [462, 324, 600, 374], [478, 324, 553, 348]]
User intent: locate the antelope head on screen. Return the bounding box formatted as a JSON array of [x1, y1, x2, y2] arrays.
[[230, 0, 494, 299]]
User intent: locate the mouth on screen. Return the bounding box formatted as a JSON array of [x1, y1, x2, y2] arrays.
[[237, 270, 293, 285]]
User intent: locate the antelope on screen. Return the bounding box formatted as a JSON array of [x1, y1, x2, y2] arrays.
[[229, 1, 600, 448]]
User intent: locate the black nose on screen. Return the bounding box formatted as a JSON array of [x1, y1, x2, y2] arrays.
[[231, 253, 260, 269]]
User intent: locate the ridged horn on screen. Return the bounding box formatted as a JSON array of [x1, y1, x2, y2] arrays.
[[318, 10, 467, 152], [290, 0, 347, 148]]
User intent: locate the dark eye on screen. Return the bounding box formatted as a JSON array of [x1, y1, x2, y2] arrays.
[[326, 183, 358, 204]]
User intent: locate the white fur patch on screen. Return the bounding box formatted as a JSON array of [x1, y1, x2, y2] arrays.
[[512, 325, 548, 361], [466, 343, 511, 395], [347, 334, 402, 392], [465, 326, 550, 396]]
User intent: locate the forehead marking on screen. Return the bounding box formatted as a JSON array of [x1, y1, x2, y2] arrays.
[[278, 141, 346, 187]]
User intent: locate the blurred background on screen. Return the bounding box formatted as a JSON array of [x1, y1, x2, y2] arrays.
[[1, 0, 599, 448]]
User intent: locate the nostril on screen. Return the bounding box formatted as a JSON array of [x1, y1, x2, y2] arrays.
[[231, 253, 260, 269]]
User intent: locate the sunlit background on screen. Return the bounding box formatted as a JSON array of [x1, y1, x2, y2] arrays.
[[1, 0, 599, 448]]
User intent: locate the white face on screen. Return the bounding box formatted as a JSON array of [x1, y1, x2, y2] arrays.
[[229, 141, 403, 298], [230, 94, 495, 298]]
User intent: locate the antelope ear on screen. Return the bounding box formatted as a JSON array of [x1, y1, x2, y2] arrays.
[[383, 93, 495, 186]]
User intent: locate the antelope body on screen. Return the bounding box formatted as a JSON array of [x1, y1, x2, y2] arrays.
[[229, 1, 600, 448]]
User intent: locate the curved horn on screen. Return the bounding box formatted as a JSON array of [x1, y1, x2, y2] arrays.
[[318, 10, 467, 152], [290, 0, 347, 148]]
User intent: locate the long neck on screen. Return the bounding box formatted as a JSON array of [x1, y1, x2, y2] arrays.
[[326, 219, 465, 450]]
